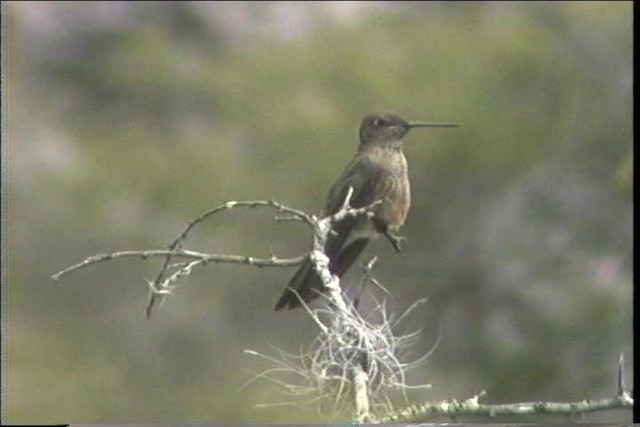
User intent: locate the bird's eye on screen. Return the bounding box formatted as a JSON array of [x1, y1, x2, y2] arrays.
[[373, 118, 384, 127]]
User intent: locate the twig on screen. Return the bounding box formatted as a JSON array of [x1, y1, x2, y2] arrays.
[[52, 249, 305, 282], [352, 364, 370, 422], [617, 353, 627, 397], [146, 199, 314, 317], [375, 393, 633, 423]]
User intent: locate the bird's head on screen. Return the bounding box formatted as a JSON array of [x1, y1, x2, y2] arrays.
[[359, 112, 457, 146]]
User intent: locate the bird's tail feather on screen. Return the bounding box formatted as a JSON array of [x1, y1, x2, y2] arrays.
[[274, 238, 369, 311]]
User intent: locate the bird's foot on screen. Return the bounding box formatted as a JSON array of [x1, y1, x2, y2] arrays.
[[384, 231, 405, 252]]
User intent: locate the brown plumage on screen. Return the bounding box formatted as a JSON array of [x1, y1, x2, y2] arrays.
[[274, 112, 456, 311]]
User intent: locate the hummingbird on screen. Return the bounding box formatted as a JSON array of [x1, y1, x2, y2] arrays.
[[274, 112, 456, 311]]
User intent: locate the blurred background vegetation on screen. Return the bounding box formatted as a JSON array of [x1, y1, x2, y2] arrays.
[[4, 1, 632, 423]]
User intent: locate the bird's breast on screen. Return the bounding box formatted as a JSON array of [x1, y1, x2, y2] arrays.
[[367, 147, 411, 229]]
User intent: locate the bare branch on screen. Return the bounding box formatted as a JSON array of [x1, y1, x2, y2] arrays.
[[373, 390, 634, 423], [51, 249, 305, 282], [146, 199, 314, 317], [617, 353, 626, 397], [308, 187, 382, 316], [51, 199, 316, 318], [352, 364, 370, 423]]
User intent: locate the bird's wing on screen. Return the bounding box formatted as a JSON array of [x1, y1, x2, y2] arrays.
[[321, 154, 383, 258], [324, 154, 384, 214]]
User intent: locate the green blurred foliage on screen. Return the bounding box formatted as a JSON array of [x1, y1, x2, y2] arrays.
[[4, 1, 631, 423]]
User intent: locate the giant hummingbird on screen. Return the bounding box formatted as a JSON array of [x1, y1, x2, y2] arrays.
[[274, 112, 456, 311]]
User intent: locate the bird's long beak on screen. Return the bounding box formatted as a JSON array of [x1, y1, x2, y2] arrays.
[[408, 122, 458, 128]]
